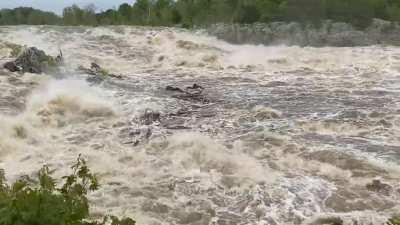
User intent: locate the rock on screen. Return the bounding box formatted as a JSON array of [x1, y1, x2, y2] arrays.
[[55, 50, 64, 64], [86, 74, 105, 84], [3, 47, 60, 74], [3, 61, 19, 72], [166, 84, 203, 93], [79, 62, 122, 83], [166, 84, 208, 103], [16, 47, 54, 73], [158, 55, 165, 61], [166, 85, 185, 92], [91, 62, 101, 72], [366, 179, 393, 196], [186, 83, 204, 90]]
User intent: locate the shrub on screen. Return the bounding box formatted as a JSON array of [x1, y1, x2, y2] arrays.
[[0, 155, 135, 225], [389, 217, 400, 225]]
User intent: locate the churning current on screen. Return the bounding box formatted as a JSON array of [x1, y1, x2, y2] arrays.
[[0, 26, 399, 225]]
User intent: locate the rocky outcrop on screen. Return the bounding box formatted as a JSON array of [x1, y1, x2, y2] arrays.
[[78, 62, 122, 83], [207, 19, 400, 47], [165, 84, 208, 103], [3, 47, 62, 74]]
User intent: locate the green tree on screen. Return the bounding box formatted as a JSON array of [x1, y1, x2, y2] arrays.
[[132, 0, 152, 25], [152, 0, 176, 26], [388, 4, 400, 21], [97, 9, 120, 25], [82, 4, 98, 26], [63, 4, 83, 25], [118, 3, 133, 24], [280, 0, 327, 25], [2, 0, 400, 28]]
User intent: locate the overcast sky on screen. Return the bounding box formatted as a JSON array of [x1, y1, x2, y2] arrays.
[[0, 0, 132, 15]]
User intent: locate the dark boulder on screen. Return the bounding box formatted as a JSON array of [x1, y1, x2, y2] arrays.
[[3, 62, 19, 72], [3, 47, 61, 74], [166, 84, 208, 103], [366, 179, 393, 196]]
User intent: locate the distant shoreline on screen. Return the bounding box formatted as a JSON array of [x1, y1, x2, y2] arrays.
[[206, 19, 400, 47], [1, 0, 400, 30]]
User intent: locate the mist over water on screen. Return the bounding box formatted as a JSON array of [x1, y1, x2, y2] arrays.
[[0, 26, 399, 225]]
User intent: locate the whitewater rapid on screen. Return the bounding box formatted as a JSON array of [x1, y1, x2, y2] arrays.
[[0, 26, 399, 225]]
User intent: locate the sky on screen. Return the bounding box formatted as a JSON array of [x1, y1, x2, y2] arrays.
[[0, 0, 132, 15]]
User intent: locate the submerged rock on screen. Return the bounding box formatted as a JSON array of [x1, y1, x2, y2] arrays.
[[166, 85, 185, 93], [366, 179, 393, 196], [79, 62, 122, 83], [166, 84, 208, 103]]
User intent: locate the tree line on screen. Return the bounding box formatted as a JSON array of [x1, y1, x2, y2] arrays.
[[1, 0, 400, 28]]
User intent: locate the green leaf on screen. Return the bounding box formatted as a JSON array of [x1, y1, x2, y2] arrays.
[[0, 156, 135, 225]]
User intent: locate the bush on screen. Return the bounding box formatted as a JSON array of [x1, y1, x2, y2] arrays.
[[389, 217, 400, 225], [0, 155, 135, 225]]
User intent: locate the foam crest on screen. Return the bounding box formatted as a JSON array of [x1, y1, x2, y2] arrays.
[[147, 133, 276, 187], [26, 78, 115, 126]]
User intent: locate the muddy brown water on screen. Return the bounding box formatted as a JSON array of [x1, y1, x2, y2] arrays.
[[0, 26, 399, 225]]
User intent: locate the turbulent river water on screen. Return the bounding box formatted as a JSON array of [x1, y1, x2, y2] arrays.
[[0, 26, 399, 225]]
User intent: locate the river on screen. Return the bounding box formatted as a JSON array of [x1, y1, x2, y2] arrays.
[[0, 26, 399, 225]]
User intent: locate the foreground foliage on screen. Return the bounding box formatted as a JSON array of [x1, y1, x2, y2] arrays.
[[0, 0, 400, 28], [0, 156, 135, 225], [389, 217, 400, 225]]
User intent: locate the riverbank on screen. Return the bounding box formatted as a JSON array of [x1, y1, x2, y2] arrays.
[[207, 19, 400, 47]]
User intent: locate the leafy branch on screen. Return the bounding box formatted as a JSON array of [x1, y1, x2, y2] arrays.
[[0, 155, 135, 225]]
